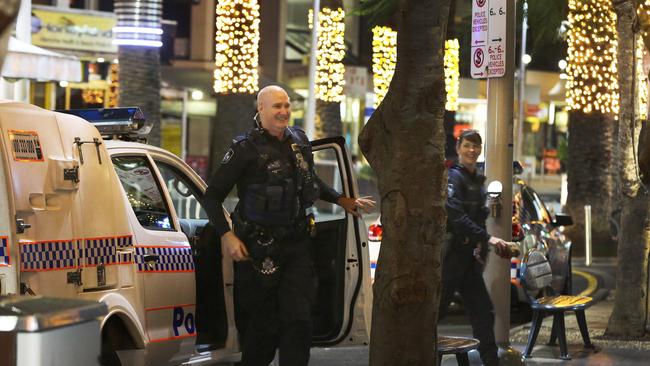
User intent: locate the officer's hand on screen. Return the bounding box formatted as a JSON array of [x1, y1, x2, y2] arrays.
[[337, 196, 376, 217], [488, 236, 510, 259], [221, 231, 249, 261]]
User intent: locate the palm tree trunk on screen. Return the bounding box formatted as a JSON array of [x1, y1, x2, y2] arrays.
[[359, 1, 450, 365], [315, 100, 342, 138], [118, 46, 161, 147], [209, 93, 257, 176], [564, 110, 616, 255], [606, 0, 650, 338]]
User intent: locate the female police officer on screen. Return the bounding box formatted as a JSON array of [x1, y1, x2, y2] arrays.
[[441, 129, 508, 366], [203, 85, 373, 366]]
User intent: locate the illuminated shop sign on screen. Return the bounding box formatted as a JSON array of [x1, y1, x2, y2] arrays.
[[31, 6, 117, 53]]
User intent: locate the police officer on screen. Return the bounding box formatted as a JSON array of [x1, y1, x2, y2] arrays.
[[441, 129, 509, 366], [203, 85, 374, 366]]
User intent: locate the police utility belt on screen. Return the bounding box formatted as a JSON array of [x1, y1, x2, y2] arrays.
[[232, 209, 310, 278]]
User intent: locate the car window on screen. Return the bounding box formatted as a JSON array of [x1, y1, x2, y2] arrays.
[[156, 161, 208, 220], [112, 155, 174, 231], [521, 187, 551, 224], [312, 148, 346, 222]]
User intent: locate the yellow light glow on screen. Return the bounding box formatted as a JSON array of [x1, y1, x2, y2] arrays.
[[372, 26, 397, 108], [444, 39, 460, 111], [566, 0, 619, 116], [309, 8, 346, 103], [636, 35, 648, 120], [107, 63, 119, 108], [214, 0, 260, 94]]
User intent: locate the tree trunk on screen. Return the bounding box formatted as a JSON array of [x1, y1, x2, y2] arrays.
[[359, 1, 450, 365], [606, 0, 650, 338], [118, 46, 161, 147], [315, 100, 342, 139], [314, 0, 344, 139], [209, 93, 257, 176], [564, 111, 616, 256]]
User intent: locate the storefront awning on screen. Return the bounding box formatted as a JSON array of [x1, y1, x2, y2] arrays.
[[1, 37, 82, 82]]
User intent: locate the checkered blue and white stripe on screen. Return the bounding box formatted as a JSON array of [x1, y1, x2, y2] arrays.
[[21, 240, 77, 271], [84, 236, 134, 266], [0, 237, 9, 265], [136, 246, 195, 272]]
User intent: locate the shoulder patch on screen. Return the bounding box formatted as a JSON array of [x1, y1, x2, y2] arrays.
[[221, 148, 235, 164]]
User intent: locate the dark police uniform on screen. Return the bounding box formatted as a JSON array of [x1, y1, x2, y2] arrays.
[[441, 163, 499, 366], [203, 125, 341, 366]]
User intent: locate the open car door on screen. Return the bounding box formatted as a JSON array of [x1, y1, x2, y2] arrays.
[[310, 136, 372, 346]]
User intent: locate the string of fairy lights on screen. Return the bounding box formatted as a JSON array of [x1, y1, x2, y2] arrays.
[[308, 8, 346, 103], [372, 26, 459, 111], [213, 0, 260, 94], [566, 0, 619, 116], [636, 36, 648, 121], [444, 39, 460, 112]]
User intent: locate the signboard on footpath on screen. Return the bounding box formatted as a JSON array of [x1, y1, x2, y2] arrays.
[[471, 0, 507, 79], [31, 6, 117, 53]]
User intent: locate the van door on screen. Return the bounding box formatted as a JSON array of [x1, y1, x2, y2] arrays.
[[110, 152, 197, 365], [309, 137, 371, 346]]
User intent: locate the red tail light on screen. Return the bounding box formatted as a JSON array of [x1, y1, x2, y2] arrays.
[[368, 224, 383, 241]]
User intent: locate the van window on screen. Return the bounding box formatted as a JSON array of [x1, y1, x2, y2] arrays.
[[112, 155, 174, 230], [156, 162, 208, 220]]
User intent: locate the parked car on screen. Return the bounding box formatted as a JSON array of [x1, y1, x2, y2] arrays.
[[367, 175, 574, 306]]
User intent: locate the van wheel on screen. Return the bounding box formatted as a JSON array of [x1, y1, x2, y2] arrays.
[[101, 318, 135, 366]]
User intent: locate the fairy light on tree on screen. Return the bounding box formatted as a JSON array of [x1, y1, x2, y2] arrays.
[[566, 0, 619, 116], [372, 26, 397, 108], [444, 39, 460, 112], [636, 36, 648, 121], [213, 0, 260, 94], [309, 6, 346, 103]]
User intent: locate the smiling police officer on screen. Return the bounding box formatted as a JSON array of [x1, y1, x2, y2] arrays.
[[203, 85, 373, 366], [441, 129, 509, 366]]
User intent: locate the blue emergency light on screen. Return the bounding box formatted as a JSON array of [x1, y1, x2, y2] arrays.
[[57, 107, 151, 138]]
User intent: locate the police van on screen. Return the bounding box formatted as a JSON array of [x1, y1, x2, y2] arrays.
[[0, 101, 372, 365]]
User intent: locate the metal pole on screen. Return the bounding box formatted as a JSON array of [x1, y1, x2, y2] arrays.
[[515, 0, 528, 162], [484, 0, 522, 362], [181, 89, 189, 161], [304, 0, 320, 140], [585, 205, 592, 266]]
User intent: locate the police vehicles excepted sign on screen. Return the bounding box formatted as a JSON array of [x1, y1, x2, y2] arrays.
[[471, 0, 507, 79]]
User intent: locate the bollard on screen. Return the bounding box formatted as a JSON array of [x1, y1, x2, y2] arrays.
[[585, 205, 592, 266]]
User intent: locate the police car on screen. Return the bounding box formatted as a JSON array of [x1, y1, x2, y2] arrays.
[[0, 101, 372, 365]]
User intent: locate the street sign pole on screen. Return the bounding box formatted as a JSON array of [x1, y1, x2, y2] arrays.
[[483, 0, 522, 363]]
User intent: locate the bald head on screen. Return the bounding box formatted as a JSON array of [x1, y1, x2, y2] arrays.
[[257, 85, 291, 138]]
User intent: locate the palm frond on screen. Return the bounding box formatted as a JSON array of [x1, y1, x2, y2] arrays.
[[350, 0, 398, 27]]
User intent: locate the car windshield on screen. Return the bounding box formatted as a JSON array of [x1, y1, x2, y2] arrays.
[[521, 186, 552, 224]]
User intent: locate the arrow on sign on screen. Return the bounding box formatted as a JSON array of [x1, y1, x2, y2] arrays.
[[491, 37, 502, 42]]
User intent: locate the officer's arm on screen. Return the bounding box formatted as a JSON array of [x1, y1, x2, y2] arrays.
[[203, 142, 250, 238], [446, 171, 491, 242]]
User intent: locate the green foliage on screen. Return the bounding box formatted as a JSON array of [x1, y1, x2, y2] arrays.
[[527, 0, 567, 46], [350, 0, 398, 28]]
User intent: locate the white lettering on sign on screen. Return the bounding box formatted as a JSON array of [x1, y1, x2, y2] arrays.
[[471, 0, 507, 79], [471, 0, 489, 78]]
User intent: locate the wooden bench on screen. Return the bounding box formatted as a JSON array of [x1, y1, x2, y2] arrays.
[[437, 335, 480, 366], [520, 250, 595, 360]]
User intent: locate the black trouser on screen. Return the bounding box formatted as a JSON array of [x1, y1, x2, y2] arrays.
[[235, 236, 317, 366], [439, 243, 499, 366]]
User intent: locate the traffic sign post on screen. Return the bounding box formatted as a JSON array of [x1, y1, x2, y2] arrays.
[[471, 0, 508, 79], [480, 0, 524, 364]]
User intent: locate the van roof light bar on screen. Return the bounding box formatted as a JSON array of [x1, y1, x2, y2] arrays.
[[57, 107, 152, 139]]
